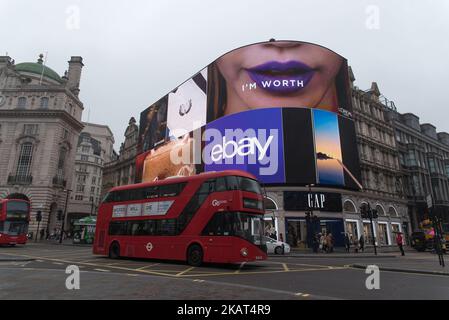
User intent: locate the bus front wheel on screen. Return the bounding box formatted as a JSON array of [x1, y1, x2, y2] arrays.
[[187, 244, 203, 267], [109, 242, 120, 259]]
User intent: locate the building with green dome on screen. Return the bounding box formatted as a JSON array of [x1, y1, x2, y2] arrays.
[[0, 54, 85, 234]]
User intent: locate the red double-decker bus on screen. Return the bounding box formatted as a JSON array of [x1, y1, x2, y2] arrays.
[[0, 198, 30, 246], [93, 170, 267, 266]]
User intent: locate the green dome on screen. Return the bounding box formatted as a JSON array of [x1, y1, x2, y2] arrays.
[[15, 62, 62, 83]]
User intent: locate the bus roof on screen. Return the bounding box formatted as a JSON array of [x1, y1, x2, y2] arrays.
[[109, 170, 258, 192]]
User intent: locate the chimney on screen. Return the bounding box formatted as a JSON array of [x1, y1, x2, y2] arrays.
[[0, 56, 12, 68], [67, 56, 84, 96]]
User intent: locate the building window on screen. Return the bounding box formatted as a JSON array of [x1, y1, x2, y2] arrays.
[[91, 186, 95, 193], [343, 200, 356, 213], [16, 143, 34, 177], [75, 195, 83, 201], [57, 147, 67, 177], [77, 175, 86, 183], [92, 176, 96, 185], [79, 164, 87, 172], [17, 97, 27, 108], [82, 146, 90, 153], [23, 124, 38, 135], [63, 129, 69, 140], [76, 185, 85, 192], [375, 204, 385, 216], [81, 155, 88, 162], [40, 97, 49, 108]]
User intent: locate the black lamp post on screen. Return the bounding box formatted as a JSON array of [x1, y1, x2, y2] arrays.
[[59, 189, 72, 244]]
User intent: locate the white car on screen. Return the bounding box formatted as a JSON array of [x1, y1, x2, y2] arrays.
[[264, 236, 291, 254]]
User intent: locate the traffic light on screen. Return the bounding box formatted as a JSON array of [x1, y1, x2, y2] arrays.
[[57, 209, 63, 221], [36, 210, 42, 222], [360, 203, 369, 219]]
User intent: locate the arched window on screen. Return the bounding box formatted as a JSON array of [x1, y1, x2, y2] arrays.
[[388, 206, 398, 217], [343, 200, 357, 213], [375, 204, 385, 216], [16, 143, 34, 177], [18, 97, 27, 108], [40, 97, 49, 108], [263, 197, 278, 211]]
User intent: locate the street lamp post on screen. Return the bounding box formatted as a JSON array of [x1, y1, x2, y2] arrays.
[[306, 184, 315, 249], [59, 189, 72, 244]]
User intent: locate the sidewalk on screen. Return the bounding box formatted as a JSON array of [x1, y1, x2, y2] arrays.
[[350, 254, 449, 276]]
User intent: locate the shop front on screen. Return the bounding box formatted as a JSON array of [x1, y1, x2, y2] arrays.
[[283, 190, 345, 248], [285, 217, 345, 248]]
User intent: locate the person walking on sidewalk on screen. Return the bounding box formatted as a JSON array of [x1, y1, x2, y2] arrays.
[[344, 233, 351, 253], [359, 234, 365, 253], [396, 232, 405, 256]]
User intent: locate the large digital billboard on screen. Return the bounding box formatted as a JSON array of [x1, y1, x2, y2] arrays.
[[136, 40, 360, 189]]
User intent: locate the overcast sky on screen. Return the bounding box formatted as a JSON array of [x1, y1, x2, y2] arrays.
[[1, 0, 449, 149]]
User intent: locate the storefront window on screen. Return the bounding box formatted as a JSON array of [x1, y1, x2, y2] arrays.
[[345, 221, 358, 243], [377, 223, 390, 245]]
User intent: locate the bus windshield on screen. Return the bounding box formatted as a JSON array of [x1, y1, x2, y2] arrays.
[[0, 221, 28, 235], [202, 211, 265, 247], [6, 201, 29, 219]]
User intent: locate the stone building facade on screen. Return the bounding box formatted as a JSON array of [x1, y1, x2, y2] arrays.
[[0, 54, 84, 235], [101, 117, 138, 199], [388, 111, 449, 229], [66, 122, 114, 231]]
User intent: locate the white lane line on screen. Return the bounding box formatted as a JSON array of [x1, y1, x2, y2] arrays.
[[94, 268, 110, 272], [52, 262, 63, 265]]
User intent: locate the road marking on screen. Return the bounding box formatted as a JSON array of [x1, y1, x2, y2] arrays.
[[176, 266, 195, 276], [136, 263, 161, 270], [282, 263, 289, 271], [234, 262, 246, 274], [52, 262, 63, 265], [94, 268, 110, 272], [193, 279, 205, 283]]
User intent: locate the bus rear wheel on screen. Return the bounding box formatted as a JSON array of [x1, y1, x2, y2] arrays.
[[187, 244, 203, 267], [109, 242, 120, 259]]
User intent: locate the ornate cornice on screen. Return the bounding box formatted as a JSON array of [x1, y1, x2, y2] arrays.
[[0, 109, 84, 132]]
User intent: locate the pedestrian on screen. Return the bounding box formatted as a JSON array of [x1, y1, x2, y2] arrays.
[[396, 232, 405, 256], [359, 234, 365, 253], [45, 228, 50, 240], [326, 233, 334, 253], [312, 233, 319, 253], [353, 236, 359, 253], [344, 233, 351, 253], [39, 228, 45, 241], [320, 233, 326, 253]]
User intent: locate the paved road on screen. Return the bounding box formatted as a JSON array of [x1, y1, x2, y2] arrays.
[[1, 243, 448, 299]]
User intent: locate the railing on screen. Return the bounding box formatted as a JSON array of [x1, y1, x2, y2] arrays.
[[52, 176, 67, 187], [7, 174, 32, 185]]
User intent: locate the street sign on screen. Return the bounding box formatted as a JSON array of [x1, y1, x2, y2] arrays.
[[426, 194, 433, 209]]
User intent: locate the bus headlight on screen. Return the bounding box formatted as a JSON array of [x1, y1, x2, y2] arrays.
[[240, 247, 248, 257]]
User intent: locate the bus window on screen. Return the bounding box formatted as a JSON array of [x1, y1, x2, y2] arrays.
[[109, 221, 128, 235], [159, 183, 186, 198], [238, 177, 262, 194], [226, 176, 239, 190], [215, 177, 227, 192], [143, 186, 159, 199]]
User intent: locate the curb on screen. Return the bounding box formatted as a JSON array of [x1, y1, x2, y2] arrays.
[[270, 254, 397, 259], [350, 263, 449, 276], [0, 257, 35, 262]]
